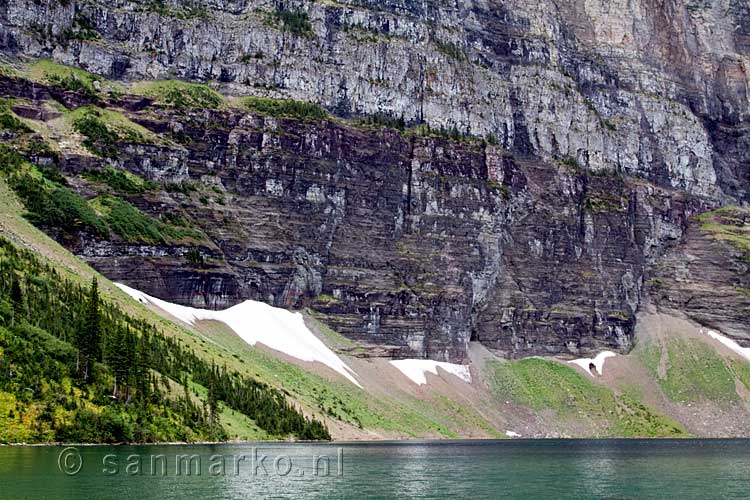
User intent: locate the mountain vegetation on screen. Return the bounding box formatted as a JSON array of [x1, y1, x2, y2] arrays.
[[0, 237, 330, 443]]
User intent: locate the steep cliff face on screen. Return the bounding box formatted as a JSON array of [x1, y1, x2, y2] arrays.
[[2, 0, 749, 197], [651, 206, 750, 342], [0, 0, 749, 362]]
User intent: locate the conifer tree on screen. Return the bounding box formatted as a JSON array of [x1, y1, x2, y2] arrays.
[[133, 334, 150, 400], [207, 366, 219, 426], [105, 325, 128, 397], [77, 277, 102, 381], [9, 273, 24, 323]]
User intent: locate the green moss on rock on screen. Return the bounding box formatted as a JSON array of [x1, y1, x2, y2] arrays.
[[695, 206, 750, 253], [134, 80, 225, 109], [242, 96, 327, 120]]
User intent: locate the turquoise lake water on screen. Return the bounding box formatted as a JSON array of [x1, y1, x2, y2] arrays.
[[1, 439, 749, 499]]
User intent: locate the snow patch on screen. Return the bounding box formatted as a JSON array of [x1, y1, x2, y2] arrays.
[[115, 283, 361, 387], [568, 351, 617, 377], [703, 329, 750, 361], [505, 430, 521, 438], [390, 359, 472, 386]]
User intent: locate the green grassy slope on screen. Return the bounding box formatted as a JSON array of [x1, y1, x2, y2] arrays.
[[486, 358, 688, 438], [637, 333, 750, 407], [0, 234, 330, 442]]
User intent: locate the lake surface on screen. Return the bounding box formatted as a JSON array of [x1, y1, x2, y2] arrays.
[[1, 439, 749, 499]]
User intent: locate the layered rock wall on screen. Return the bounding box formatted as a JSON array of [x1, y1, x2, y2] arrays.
[[1, 0, 749, 361]]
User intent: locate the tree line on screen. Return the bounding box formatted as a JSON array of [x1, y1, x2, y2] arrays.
[[0, 236, 330, 442]]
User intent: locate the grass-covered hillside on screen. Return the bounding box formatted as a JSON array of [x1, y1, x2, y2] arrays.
[[486, 358, 687, 438], [0, 237, 329, 443]]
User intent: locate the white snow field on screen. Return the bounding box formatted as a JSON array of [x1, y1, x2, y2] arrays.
[[568, 351, 617, 376], [389, 359, 472, 386], [115, 283, 361, 387], [704, 329, 750, 361]]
